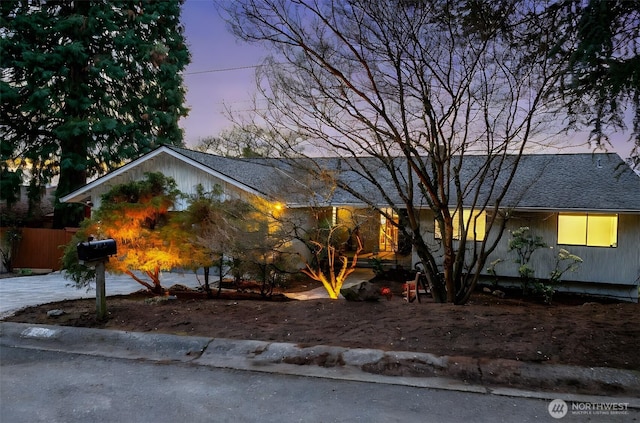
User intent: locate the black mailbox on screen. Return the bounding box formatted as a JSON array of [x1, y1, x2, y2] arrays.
[[77, 239, 117, 262]]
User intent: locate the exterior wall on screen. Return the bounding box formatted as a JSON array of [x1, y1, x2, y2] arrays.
[[345, 208, 379, 253], [483, 212, 639, 285], [0, 185, 56, 228], [414, 210, 640, 301], [281, 206, 382, 267], [87, 154, 250, 211]]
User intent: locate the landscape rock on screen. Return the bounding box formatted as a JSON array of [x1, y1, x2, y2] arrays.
[[340, 281, 380, 301], [47, 309, 65, 317], [492, 289, 505, 298]]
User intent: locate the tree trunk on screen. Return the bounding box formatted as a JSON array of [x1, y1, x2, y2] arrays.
[[125, 270, 159, 293], [441, 206, 457, 303], [203, 266, 213, 299], [145, 267, 164, 295], [53, 140, 87, 228], [52, 1, 90, 229], [217, 256, 224, 297]]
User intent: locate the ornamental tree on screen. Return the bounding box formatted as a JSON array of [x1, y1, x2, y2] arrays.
[[0, 1, 190, 227], [301, 225, 363, 300], [182, 185, 299, 298], [62, 172, 206, 294]]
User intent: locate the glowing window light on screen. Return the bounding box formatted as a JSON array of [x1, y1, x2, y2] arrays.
[[434, 209, 486, 241], [557, 213, 617, 247]]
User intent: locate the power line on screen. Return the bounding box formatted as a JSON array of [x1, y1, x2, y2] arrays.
[[184, 62, 285, 75], [184, 64, 259, 75]]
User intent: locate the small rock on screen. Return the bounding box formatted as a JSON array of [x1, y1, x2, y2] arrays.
[[492, 289, 505, 299], [168, 284, 191, 292], [483, 287, 492, 293], [47, 309, 65, 317], [145, 296, 169, 305]]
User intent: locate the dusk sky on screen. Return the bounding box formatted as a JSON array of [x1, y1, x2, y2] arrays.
[[178, 1, 634, 159], [179, 1, 265, 147]]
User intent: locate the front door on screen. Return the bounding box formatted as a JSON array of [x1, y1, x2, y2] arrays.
[[379, 208, 398, 252]]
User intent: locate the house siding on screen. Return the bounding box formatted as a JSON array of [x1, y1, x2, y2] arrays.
[[414, 210, 640, 301], [286, 206, 380, 262], [87, 154, 251, 211], [484, 212, 639, 286]]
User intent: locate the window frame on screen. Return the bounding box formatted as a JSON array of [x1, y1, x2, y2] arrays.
[[557, 212, 618, 248]]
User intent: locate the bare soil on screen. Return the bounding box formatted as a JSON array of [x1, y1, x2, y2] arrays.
[[3, 277, 639, 374]]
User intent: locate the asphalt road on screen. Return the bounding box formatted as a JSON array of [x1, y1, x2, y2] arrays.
[[3, 346, 634, 423]]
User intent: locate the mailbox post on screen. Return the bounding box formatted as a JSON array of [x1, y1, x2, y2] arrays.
[[77, 239, 117, 321]]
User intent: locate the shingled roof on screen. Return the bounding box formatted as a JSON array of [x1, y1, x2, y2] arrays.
[[497, 153, 640, 211], [167, 147, 640, 212], [168, 146, 289, 198], [62, 146, 640, 213]]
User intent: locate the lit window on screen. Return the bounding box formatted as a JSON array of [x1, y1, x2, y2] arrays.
[[557, 213, 617, 247], [435, 209, 486, 241]]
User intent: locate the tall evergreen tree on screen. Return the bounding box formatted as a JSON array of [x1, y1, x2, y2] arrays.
[[549, 0, 640, 167], [0, 1, 190, 227]]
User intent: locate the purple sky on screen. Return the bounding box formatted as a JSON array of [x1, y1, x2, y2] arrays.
[[178, 1, 633, 159], [179, 1, 266, 147]]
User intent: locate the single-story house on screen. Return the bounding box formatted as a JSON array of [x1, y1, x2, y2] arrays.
[[62, 145, 640, 301]]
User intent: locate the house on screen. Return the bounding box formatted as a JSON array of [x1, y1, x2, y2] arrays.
[[0, 185, 57, 227], [61, 145, 640, 301]]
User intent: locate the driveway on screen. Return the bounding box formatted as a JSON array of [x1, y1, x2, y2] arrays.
[[0, 268, 375, 318], [0, 271, 202, 318]]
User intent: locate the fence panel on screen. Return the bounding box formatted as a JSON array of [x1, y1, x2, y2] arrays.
[[2, 227, 77, 271]]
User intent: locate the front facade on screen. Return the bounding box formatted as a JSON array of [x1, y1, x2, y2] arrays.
[[62, 146, 640, 301]]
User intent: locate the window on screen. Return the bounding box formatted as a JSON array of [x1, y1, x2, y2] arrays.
[[557, 213, 617, 247], [379, 208, 399, 252], [435, 209, 486, 241]]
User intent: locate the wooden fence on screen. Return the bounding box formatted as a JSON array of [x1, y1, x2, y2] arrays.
[[0, 227, 77, 271]]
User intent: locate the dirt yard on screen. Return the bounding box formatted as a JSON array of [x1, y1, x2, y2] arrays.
[[3, 277, 639, 373]]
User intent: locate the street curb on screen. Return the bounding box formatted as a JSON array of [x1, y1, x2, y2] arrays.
[[0, 321, 210, 362], [1, 321, 638, 406]]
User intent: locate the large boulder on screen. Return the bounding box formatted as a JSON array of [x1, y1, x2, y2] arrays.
[[340, 281, 380, 301]]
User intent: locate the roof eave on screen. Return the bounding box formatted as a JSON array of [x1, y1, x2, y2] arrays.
[[506, 206, 640, 214]]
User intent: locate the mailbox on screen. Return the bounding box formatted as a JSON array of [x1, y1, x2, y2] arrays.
[[77, 239, 117, 262]]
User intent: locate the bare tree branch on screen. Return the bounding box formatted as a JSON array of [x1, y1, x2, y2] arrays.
[[219, 0, 570, 303]]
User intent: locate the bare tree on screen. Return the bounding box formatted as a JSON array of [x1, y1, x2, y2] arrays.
[[301, 226, 363, 299], [195, 124, 280, 158], [195, 124, 306, 158], [219, 0, 569, 304]]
